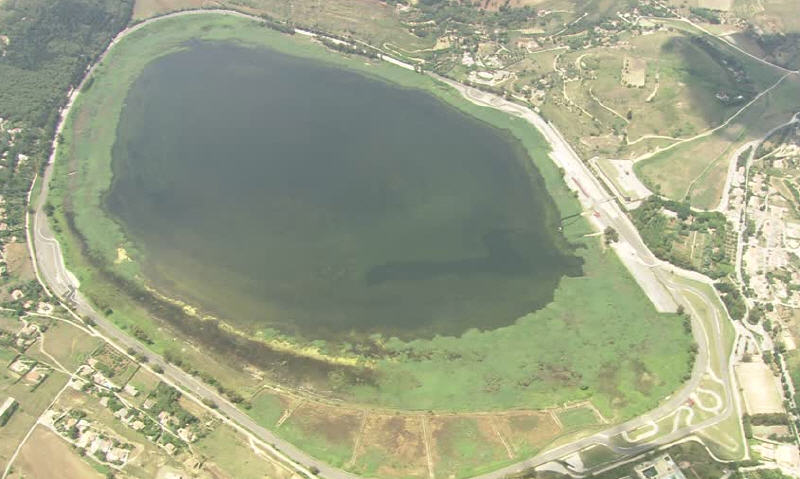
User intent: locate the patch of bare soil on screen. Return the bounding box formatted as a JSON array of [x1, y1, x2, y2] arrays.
[[429, 415, 510, 477], [499, 412, 562, 455], [352, 414, 428, 478], [12, 425, 103, 479], [3, 243, 33, 280], [132, 0, 213, 20], [287, 401, 361, 448]]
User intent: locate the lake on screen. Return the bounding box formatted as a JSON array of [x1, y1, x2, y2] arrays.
[[107, 41, 582, 341]]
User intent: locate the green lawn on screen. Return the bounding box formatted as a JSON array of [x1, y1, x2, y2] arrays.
[[194, 424, 294, 479], [51, 12, 693, 422], [557, 407, 599, 430], [433, 417, 511, 478], [578, 444, 621, 469], [246, 390, 286, 427]]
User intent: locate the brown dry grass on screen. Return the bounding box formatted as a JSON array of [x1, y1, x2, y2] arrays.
[[131, 0, 429, 51], [698, 0, 733, 11], [498, 412, 562, 456], [429, 415, 511, 478], [351, 414, 428, 478], [3, 243, 34, 281], [470, 0, 553, 10], [290, 402, 362, 446], [11, 426, 102, 479], [132, 0, 213, 20], [40, 320, 101, 371]]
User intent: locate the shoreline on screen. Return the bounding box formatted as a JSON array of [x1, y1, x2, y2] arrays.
[[47, 11, 592, 350], [39, 9, 695, 413]]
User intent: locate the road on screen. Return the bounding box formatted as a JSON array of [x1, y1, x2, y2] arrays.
[[26, 9, 744, 479], [732, 112, 800, 447], [434, 77, 746, 478]]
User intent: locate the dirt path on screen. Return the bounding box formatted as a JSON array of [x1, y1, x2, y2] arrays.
[[345, 412, 369, 468], [421, 415, 435, 479], [489, 418, 515, 459], [633, 72, 795, 164]]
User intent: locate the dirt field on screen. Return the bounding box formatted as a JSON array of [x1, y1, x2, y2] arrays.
[[245, 386, 573, 478], [132, 0, 209, 20], [11, 425, 102, 479], [473, 0, 553, 10], [3, 242, 34, 280], [430, 416, 511, 478], [279, 402, 361, 468], [622, 57, 647, 87], [735, 361, 785, 414], [250, 391, 569, 479], [698, 0, 733, 11], [195, 424, 299, 479], [39, 320, 101, 371], [350, 414, 428, 478], [499, 412, 563, 456]]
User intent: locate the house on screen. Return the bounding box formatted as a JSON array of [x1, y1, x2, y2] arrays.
[[76, 431, 97, 449], [158, 410, 177, 426], [113, 407, 129, 420], [89, 436, 112, 455], [177, 427, 196, 443], [163, 442, 177, 455], [106, 447, 129, 464], [123, 384, 139, 396], [76, 419, 91, 432]]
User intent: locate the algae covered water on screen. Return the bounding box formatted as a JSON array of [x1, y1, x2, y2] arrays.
[[107, 41, 581, 340]]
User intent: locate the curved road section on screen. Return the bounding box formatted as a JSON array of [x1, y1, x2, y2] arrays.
[[27, 10, 743, 479]]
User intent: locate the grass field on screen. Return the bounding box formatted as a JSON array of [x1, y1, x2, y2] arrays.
[[431, 416, 511, 478], [635, 74, 800, 208], [277, 402, 362, 468], [41, 18, 699, 478], [206, 384, 583, 478], [132, 0, 434, 53], [194, 424, 297, 479], [35, 320, 101, 371], [578, 444, 622, 469], [557, 406, 600, 430], [350, 414, 428, 478], [0, 350, 69, 468], [525, 14, 800, 209]]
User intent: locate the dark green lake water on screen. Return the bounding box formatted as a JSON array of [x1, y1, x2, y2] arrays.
[[107, 41, 581, 340]]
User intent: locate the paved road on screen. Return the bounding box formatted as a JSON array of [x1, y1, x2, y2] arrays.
[[27, 9, 743, 479], [436, 78, 746, 478]]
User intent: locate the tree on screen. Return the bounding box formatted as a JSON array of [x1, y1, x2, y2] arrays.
[[604, 226, 619, 244]]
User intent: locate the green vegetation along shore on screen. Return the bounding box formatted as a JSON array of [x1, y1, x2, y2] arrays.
[[48, 12, 693, 421]]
